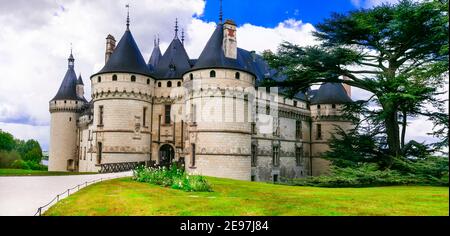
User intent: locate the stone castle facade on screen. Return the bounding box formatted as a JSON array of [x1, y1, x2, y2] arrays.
[[49, 17, 353, 181]]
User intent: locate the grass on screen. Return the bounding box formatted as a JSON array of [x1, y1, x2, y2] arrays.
[[0, 168, 98, 176], [44, 177, 449, 216]]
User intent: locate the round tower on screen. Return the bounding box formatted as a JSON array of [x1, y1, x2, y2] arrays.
[[309, 83, 353, 176], [89, 18, 154, 168], [49, 52, 85, 172], [183, 20, 254, 181]]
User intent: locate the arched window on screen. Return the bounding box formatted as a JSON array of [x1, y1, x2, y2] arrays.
[[98, 76, 101, 83], [131, 75, 136, 82], [210, 70, 216, 78], [158, 82, 162, 87], [190, 73, 194, 80], [235, 72, 240, 79], [112, 74, 117, 81], [147, 79, 150, 85], [167, 81, 172, 87], [177, 81, 181, 87]]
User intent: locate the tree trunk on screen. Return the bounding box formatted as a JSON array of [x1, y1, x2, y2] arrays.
[[401, 109, 407, 151], [383, 104, 401, 167]]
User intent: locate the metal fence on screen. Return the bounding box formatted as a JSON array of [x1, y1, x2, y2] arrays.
[[33, 174, 129, 216]]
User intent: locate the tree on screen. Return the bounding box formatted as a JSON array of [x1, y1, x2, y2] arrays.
[[264, 0, 448, 163], [0, 130, 15, 151]]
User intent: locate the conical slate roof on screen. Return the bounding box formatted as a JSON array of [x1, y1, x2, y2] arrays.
[[51, 54, 83, 102], [191, 24, 253, 74], [153, 38, 191, 79], [310, 83, 352, 104], [148, 44, 162, 71], [94, 30, 151, 77], [77, 74, 84, 85]]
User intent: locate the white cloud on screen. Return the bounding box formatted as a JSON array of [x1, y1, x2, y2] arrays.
[[350, 0, 422, 8]]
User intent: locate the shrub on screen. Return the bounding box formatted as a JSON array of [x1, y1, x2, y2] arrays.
[[0, 150, 21, 168], [286, 163, 449, 187], [10, 159, 47, 171], [133, 164, 212, 192]]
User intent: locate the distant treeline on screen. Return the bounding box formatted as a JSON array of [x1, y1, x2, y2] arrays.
[[0, 130, 46, 170]]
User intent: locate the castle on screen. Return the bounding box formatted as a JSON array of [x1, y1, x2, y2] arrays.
[[48, 12, 353, 181]]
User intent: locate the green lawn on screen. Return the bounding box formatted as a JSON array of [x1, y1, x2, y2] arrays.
[[44, 177, 449, 216], [0, 168, 97, 176]]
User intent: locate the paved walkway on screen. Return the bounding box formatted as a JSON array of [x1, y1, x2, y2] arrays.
[[0, 171, 132, 216]]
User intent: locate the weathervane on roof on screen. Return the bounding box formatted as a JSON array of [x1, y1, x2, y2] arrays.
[[126, 4, 130, 30], [174, 18, 179, 39], [181, 28, 185, 45], [219, 0, 223, 24]]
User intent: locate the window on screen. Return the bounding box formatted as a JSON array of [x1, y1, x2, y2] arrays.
[[317, 105, 321, 109], [295, 147, 303, 166], [143, 107, 147, 127], [147, 79, 150, 85], [317, 124, 322, 140], [296, 120, 302, 140], [84, 147, 87, 160], [189, 73, 194, 80], [294, 101, 298, 107], [98, 105, 104, 126], [167, 81, 172, 87], [251, 175, 256, 181], [177, 81, 181, 87], [131, 75, 136, 82], [158, 82, 162, 87], [272, 146, 280, 167], [191, 104, 197, 123], [191, 144, 196, 167], [235, 72, 240, 79], [164, 105, 171, 124], [251, 122, 256, 134], [97, 142, 102, 164], [210, 70, 216, 78], [69, 117, 72, 122], [332, 104, 336, 109], [251, 144, 257, 167], [112, 74, 117, 81], [98, 76, 101, 83], [266, 105, 270, 115]]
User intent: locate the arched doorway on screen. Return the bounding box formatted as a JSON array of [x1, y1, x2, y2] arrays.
[[159, 144, 175, 168]]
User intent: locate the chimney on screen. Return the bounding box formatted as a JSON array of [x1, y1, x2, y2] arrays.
[[223, 19, 237, 59], [105, 34, 116, 64], [342, 76, 352, 97]]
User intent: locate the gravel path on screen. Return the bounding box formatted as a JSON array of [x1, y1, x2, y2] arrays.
[[0, 171, 132, 216]]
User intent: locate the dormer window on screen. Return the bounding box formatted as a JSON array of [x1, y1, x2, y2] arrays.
[[235, 72, 240, 79], [210, 70, 216, 78], [131, 75, 136, 82], [167, 81, 172, 87], [112, 74, 117, 81], [169, 64, 176, 71]]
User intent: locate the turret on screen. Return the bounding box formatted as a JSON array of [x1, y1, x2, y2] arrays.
[[183, 16, 256, 181], [49, 51, 85, 172], [89, 6, 154, 168], [76, 74, 85, 99], [309, 83, 354, 176]]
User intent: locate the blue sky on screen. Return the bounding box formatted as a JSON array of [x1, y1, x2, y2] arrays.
[[201, 0, 357, 27]]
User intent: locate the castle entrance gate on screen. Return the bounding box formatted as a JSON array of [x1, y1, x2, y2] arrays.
[[159, 144, 174, 168]]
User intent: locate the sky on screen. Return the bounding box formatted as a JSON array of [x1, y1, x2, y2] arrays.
[[0, 0, 445, 151]]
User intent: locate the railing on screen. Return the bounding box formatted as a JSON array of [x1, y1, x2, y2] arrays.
[[99, 161, 148, 173], [33, 173, 128, 216]]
